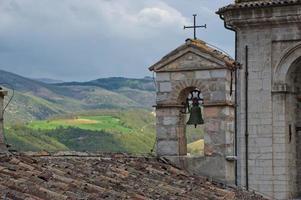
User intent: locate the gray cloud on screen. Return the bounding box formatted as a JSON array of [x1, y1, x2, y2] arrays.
[[0, 0, 234, 81]]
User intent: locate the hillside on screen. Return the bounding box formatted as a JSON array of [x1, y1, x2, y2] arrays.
[[0, 70, 155, 123], [5, 109, 156, 154], [56, 76, 155, 91], [0, 70, 208, 156]]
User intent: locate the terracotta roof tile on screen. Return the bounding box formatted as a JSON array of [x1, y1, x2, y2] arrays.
[[217, 0, 301, 14], [0, 152, 267, 200], [149, 39, 236, 71]]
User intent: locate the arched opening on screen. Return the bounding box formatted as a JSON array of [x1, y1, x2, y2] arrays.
[[286, 57, 301, 198], [178, 87, 205, 157]]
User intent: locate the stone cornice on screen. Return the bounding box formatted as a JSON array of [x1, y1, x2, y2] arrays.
[[224, 15, 301, 29], [155, 66, 231, 73], [272, 83, 295, 94], [219, 3, 301, 29], [203, 101, 235, 107], [153, 104, 184, 109], [154, 101, 235, 108], [217, 0, 301, 14], [0, 90, 7, 97]]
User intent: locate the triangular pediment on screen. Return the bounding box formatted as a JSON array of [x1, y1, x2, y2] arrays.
[[149, 39, 235, 72]]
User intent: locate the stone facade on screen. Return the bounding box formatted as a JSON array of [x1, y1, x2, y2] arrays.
[[218, 0, 301, 199], [0, 89, 7, 152], [149, 39, 237, 184]]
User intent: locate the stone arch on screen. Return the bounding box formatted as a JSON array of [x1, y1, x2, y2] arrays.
[[169, 79, 210, 104], [175, 84, 206, 157], [272, 42, 301, 198], [273, 42, 301, 90]]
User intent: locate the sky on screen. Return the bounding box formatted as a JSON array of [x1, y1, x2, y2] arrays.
[[0, 0, 234, 81]]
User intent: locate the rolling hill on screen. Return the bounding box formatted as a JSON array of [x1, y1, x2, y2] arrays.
[[5, 109, 156, 154], [0, 70, 155, 123], [0, 70, 205, 155]]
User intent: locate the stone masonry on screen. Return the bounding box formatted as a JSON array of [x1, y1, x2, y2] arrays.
[[218, 0, 301, 199], [149, 39, 238, 184], [0, 88, 7, 153]]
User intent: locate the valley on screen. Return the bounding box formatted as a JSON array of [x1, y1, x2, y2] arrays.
[[1, 70, 203, 155], [5, 109, 156, 154]]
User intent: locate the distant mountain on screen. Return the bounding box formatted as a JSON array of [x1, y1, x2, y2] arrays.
[[56, 77, 156, 91], [34, 78, 64, 84], [0, 70, 155, 123]]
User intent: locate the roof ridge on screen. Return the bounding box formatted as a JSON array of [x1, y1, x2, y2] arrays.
[[149, 38, 236, 71], [217, 0, 301, 14]]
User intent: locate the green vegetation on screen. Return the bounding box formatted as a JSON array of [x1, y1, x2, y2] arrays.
[[5, 109, 156, 154], [28, 116, 132, 133], [187, 139, 204, 156], [0, 70, 155, 124], [4, 108, 204, 155], [5, 126, 69, 152], [57, 77, 155, 91], [0, 70, 204, 155]]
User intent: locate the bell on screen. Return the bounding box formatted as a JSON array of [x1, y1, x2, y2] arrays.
[[187, 98, 204, 128]]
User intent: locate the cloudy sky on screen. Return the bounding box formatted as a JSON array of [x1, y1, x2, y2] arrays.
[[0, 0, 234, 81]]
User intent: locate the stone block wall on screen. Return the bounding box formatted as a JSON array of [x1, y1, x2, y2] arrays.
[[155, 68, 236, 183], [220, 3, 301, 199]]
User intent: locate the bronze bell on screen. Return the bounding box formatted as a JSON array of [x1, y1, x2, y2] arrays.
[[187, 98, 204, 128]]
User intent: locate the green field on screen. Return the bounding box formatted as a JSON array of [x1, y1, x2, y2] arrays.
[[5, 109, 204, 155], [28, 115, 133, 133], [5, 109, 156, 154]]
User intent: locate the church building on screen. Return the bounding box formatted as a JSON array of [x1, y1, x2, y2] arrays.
[[150, 0, 301, 199]]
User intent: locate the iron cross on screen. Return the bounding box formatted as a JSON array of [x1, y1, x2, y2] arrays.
[[184, 14, 206, 40]]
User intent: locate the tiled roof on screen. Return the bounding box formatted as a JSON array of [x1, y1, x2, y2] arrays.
[[0, 152, 266, 200], [184, 39, 235, 68], [149, 39, 236, 71], [217, 0, 301, 14]]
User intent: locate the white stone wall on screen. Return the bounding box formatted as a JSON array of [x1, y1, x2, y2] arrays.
[[236, 27, 274, 197], [220, 2, 301, 198], [234, 13, 301, 200], [153, 52, 236, 183]]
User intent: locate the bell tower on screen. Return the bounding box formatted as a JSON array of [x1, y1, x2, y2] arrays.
[[149, 39, 238, 184]]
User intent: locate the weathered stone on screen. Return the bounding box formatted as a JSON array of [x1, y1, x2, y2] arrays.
[[204, 107, 220, 118], [195, 71, 211, 79], [171, 72, 194, 81], [219, 1, 301, 199], [162, 116, 178, 126], [157, 140, 179, 156], [156, 93, 170, 103], [156, 126, 177, 140], [150, 38, 236, 184], [210, 91, 226, 102], [156, 73, 170, 81], [159, 82, 172, 92], [210, 69, 227, 78]]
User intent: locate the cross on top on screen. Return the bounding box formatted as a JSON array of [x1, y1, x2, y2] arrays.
[[184, 14, 206, 40]]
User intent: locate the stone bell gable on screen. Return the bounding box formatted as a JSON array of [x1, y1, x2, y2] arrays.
[[149, 39, 236, 106], [149, 39, 238, 184], [149, 39, 235, 73]]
